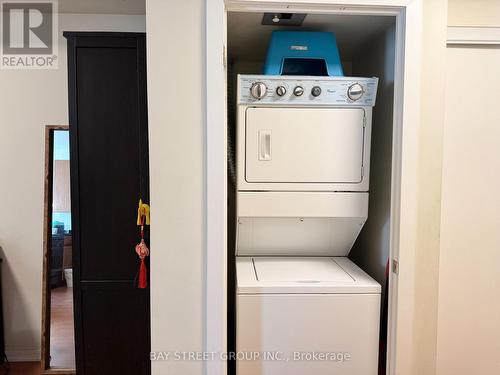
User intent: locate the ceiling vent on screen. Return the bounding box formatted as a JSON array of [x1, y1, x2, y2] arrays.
[[262, 13, 306, 26]]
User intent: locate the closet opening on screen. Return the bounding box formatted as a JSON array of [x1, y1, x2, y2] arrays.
[[226, 11, 397, 375]]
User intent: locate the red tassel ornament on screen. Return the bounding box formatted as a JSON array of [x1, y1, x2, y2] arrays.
[[135, 239, 149, 289], [135, 199, 150, 289]]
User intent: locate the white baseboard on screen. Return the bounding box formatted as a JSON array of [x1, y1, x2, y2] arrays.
[[5, 348, 41, 362]]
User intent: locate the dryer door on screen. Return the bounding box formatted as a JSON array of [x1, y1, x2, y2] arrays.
[[245, 107, 365, 183]]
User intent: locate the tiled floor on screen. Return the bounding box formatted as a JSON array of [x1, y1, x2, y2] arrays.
[[50, 286, 75, 369]]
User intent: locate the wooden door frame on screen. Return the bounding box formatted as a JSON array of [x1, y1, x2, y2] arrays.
[[41, 125, 75, 375], [205, 1, 423, 374]]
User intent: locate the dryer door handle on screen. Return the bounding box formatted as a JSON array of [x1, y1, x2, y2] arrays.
[[259, 130, 272, 161]]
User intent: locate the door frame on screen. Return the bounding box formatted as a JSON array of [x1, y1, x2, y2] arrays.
[[41, 125, 76, 375], [205, 1, 423, 374]]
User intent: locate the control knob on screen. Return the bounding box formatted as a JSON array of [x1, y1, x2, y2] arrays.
[[347, 83, 364, 101], [276, 85, 287, 97], [250, 82, 267, 99], [311, 86, 322, 97], [293, 86, 304, 96]]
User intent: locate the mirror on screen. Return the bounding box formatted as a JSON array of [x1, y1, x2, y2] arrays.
[[41, 126, 75, 374]]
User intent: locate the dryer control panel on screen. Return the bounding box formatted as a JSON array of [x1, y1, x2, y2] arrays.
[[238, 75, 378, 106]]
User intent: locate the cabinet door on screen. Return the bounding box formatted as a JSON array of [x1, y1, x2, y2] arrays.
[[245, 107, 365, 183], [65, 32, 150, 375]]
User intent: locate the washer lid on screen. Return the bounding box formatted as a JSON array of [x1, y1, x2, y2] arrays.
[[253, 257, 353, 283], [237, 257, 381, 294]]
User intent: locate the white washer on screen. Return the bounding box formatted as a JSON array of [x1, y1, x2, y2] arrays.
[[236, 257, 381, 375]]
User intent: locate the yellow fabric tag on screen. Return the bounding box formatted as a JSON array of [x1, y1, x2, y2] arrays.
[[137, 199, 151, 225]]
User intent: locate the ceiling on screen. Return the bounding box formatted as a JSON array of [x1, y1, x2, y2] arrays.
[[59, 0, 145, 15], [227, 12, 395, 62]]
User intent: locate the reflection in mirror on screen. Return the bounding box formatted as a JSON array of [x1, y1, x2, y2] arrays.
[[42, 126, 75, 373]]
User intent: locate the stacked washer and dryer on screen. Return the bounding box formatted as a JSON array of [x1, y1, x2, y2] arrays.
[[233, 32, 381, 375]]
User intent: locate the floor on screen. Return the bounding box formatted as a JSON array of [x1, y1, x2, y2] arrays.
[[0, 288, 75, 375], [0, 362, 41, 375], [50, 286, 75, 369]]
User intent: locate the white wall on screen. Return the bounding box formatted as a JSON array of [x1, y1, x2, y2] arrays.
[[0, 14, 145, 361], [436, 44, 500, 375], [146, 1, 205, 374], [448, 0, 500, 27], [409, 1, 447, 373]]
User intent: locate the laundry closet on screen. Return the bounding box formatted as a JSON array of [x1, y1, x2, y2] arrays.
[[225, 9, 397, 375]]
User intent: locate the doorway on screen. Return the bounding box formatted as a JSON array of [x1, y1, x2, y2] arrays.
[[225, 10, 396, 375], [41, 125, 76, 374], [205, 2, 424, 375]]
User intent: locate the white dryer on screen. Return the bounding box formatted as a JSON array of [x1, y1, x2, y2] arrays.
[[237, 76, 375, 192], [236, 75, 378, 257], [235, 75, 381, 375]]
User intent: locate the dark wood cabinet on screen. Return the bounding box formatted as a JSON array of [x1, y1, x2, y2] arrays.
[[64, 32, 150, 375]]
